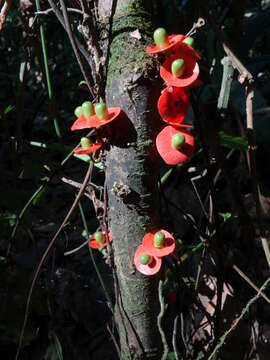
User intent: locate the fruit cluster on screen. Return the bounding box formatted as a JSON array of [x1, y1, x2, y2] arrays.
[[147, 28, 201, 165], [89, 230, 112, 249], [71, 101, 121, 250], [71, 100, 121, 155], [134, 230, 176, 275], [134, 28, 201, 276]]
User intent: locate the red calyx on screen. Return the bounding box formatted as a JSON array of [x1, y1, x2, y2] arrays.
[[71, 107, 121, 131], [160, 53, 199, 88], [172, 42, 201, 60], [89, 231, 112, 249], [146, 34, 185, 55], [74, 142, 102, 155], [134, 245, 162, 276], [158, 86, 190, 127], [142, 229, 175, 257], [156, 125, 195, 165]]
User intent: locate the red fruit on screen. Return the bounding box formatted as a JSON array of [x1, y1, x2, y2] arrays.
[[160, 53, 199, 88], [89, 231, 112, 249], [156, 126, 195, 165], [134, 245, 162, 276], [142, 229, 175, 257], [71, 107, 121, 131], [146, 34, 185, 55]]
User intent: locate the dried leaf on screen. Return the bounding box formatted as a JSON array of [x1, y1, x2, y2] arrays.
[[130, 29, 141, 40]]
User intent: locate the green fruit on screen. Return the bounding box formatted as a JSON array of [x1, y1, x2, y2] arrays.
[[154, 231, 165, 248], [82, 101, 94, 119], [153, 28, 169, 48], [172, 133, 185, 149], [74, 106, 83, 118], [139, 253, 151, 265], [171, 58, 185, 78], [183, 37, 194, 47], [80, 137, 92, 149], [94, 231, 105, 244], [95, 101, 109, 121]]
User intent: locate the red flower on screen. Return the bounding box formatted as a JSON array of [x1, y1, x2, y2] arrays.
[[89, 231, 112, 249], [158, 86, 190, 127], [142, 229, 175, 257], [134, 245, 162, 276], [74, 142, 102, 155], [160, 53, 199, 88], [146, 34, 185, 55], [71, 107, 121, 131], [156, 126, 195, 165]]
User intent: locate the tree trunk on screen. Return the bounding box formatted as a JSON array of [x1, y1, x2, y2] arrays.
[[104, 1, 163, 358]]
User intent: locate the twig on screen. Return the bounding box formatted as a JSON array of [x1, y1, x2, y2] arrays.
[[218, 56, 234, 110], [59, 0, 94, 95], [157, 280, 169, 360], [180, 312, 189, 355], [15, 162, 93, 360], [60, 176, 91, 199], [47, 0, 95, 97], [64, 238, 89, 256], [35, 7, 83, 16], [186, 17, 205, 37], [232, 264, 270, 304], [107, 322, 121, 358], [173, 315, 180, 360], [208, 275, 270, 360]]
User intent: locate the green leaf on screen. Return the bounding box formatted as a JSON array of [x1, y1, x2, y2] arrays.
[[219, 212, 232, 223], [73, 153, 91, 163], [167, 352, 176, 360], [4, 105, 14, 115], [219, 131, 249, 150], [93, 161, 104, 170], [44, 331, 63, 360]]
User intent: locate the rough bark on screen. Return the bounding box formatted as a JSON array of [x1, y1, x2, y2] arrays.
[[103, 1, 163, 358]]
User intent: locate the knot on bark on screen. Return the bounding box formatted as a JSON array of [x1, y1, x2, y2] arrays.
[[111, 181, 131, 198]]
